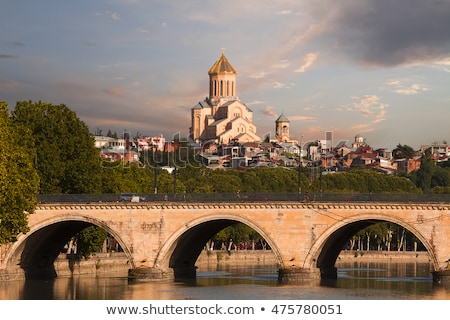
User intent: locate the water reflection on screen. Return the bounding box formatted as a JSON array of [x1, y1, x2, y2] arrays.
[[1, 261, 449, 300]]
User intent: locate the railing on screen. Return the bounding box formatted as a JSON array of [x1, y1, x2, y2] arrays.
[[36, 193, 450, 204]]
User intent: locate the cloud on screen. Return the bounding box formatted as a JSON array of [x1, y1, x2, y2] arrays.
[[248, 71, 268, 79], [136, 28, 149, 33], [304, 105, 324, 111], [246, 100, 266, 106], [295, 52, 319, 73], [394, 84, 429, 95], [436, 57, 450, 66], [386, 79, 430, 95], [351, 123, 374, 133], [273, 81, 294, 89], [260, 106, 315, 122], [0, 54, 18, 59], [103, 86, 127, 97], [0, 76, 19, 90], [304, 0, 450, 67], [289, 115, 316, 121], [55, 82, 98, 98], [434, 57, 450, 72], [386, 80, 402, 86], [276, 10, 292, 15], [96, 11, 120, 20], [271, 59, 290, 70], [341, 95, 388, 123], [261, 106, 278, 118]]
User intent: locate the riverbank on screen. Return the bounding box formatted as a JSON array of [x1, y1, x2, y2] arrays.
[[54, 252, 130, 277], [337, 250, 431, 262], [0, 250, 433, 281], [195, 250, 431, 270], [196, 250, 278, 270], [52, 250, 431, 276]]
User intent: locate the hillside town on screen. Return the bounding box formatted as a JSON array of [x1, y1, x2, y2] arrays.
[[93, 53, 450, 175]]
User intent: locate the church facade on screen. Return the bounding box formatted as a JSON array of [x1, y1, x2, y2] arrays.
[[190, 53, 261, 144]]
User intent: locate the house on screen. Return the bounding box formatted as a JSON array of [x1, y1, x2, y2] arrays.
[[278, 142, 300, 156], [94, 135, 115, 149], [421, 143, 449, 163], [164, 141, 179, 153], [136, 135, 166, 152], [394, 156, 421, 174], [147, 135, 166, 152], [93, 135, 127, 150], [100, 149, 139, 163], [137, 138, 150, 151]]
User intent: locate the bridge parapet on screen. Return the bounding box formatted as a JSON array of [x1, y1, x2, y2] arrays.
[[36, 192, 450, 204], [34, 201, 450, 215]]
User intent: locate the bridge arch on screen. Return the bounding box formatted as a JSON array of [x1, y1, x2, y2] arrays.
[[3, 202, 449, 283], [4, 214, 134, 279], [304, 213, 436, 278], [154, 213, 282, 279]]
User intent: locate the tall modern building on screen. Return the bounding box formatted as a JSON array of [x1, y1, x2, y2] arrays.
[[190, 53, 261, 144]]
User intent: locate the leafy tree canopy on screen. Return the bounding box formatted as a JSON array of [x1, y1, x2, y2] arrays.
[[75, 226, 108, 258], [0, 101, 39, 244], [12, 101, 102, 194], [393, 144, 416, 159], [415, 148, 434, 193]]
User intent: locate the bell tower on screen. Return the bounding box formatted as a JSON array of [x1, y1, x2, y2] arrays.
[[275, 113, 290, 142], [208, 50, 237, 102]]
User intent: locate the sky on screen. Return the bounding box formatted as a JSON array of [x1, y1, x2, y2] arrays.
[[1, 0, 450, 150]]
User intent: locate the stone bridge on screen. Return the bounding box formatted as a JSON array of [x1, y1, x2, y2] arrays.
[[1, 200, 450, 282]]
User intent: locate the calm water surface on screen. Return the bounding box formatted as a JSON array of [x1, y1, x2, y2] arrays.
[[1, 261, 449, 300]]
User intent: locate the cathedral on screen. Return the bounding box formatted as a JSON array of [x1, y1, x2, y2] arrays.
[[190, 53, 261, 144]]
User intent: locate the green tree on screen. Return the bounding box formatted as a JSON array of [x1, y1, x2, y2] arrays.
[[348, 222, 424, 252], [213, 222, 267, 250], [240, 167, 297, 192], [177, 167, 214, 193], [0, 101, 39, 244], [100, 162, 155, 194], [321, 170, 420, 193], [416, 148, 434, 192], [74, 226, 108, 258], [393, 144, 416, 159], [431, 166, 449, 189], [177, 165, 228, 193], [212, 171, 242, 193], [12, 101, 102, 194]]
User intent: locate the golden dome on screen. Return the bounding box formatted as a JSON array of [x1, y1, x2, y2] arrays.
[[208, 53, 237, 75]]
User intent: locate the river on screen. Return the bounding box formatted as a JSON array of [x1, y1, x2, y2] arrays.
[[1, 260, 449, 300]]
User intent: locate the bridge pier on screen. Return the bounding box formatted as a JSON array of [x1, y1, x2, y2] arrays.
[[128, 267, 174, 281], [172, 266, 198, 279], [0, 268, 26, 281], [278, 267, 321, 283], [432, 270, 450, 285], [128, 266, 198, 281], [320, 267, 338, 279]]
